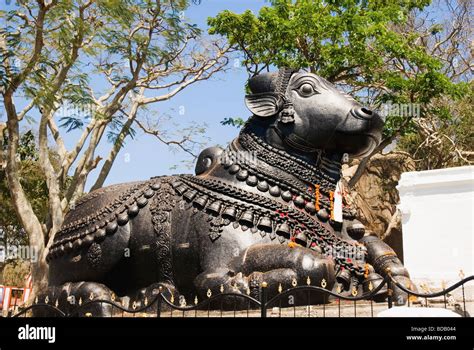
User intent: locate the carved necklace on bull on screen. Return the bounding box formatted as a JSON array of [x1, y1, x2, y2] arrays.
[[176, 68, 367, 281]]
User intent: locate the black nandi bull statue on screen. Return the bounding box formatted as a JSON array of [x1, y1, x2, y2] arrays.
[[41, 68, 414, 316]]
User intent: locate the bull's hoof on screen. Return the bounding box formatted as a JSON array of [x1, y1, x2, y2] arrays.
[[33, 282, 117, 317]]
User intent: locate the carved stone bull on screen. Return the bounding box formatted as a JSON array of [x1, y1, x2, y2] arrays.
[[41, 68, 413, 315]]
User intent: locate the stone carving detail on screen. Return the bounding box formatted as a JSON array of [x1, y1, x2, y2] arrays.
[[86, 243, 102, 269], [150, 179, 175, 284]]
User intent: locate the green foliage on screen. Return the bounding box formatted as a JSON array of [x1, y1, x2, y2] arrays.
[[0, 132, 56, 245], [210, 0, 428, 79], [209, 0, 468, 145], [397, 81, 473, 169], [220, 117, 246, 128], [106, 118, 136, 145], [1, 260, 30, 287], [16, 131, 38, 162]]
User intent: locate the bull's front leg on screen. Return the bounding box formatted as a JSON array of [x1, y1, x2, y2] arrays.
[[360, 235, 416, 305], [194, 244, 335, 306]]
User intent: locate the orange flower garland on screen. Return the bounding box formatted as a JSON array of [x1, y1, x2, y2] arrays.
[[329, 190, 334, 220], [314, 184, 320, 211]]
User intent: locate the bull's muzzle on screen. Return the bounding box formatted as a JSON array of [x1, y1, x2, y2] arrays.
[[350, 106, 377, 120]]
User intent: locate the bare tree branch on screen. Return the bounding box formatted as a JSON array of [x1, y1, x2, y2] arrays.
[[17, 100, 35, 121], [89, 89, 144, 192], [134, 119, 198, 158]]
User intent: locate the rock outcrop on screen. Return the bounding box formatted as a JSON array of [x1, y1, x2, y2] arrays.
[[342, 152, 416, 259]]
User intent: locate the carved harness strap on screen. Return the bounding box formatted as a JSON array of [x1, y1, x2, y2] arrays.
[[150, 178, 176, 284]]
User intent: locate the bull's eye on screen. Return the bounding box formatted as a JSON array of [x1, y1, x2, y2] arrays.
[[296, 83, 317, 97]]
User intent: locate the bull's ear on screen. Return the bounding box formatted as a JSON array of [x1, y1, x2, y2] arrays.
[[245, 92, 282, 117]]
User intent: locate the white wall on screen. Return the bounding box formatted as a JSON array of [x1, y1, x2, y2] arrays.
[[397, 166, 473, 284]]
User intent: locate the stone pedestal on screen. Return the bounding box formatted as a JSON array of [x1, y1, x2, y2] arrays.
[[397, 166, 473, 292]]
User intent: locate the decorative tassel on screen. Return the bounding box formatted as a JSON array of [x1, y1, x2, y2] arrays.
[[329, 190, 334, 220], [364, 263, 370, 279], [288, 236, 298, 249], [314, 184, 320, 211]]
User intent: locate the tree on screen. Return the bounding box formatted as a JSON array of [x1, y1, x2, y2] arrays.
[[0, 131, 49, 247], [2, 260, 31, 287], [208, 0, 471, 182], [395, 0, 473, 169], [0, 131, 49, 286], [397, 82, 473, 169], [0, 0, 229, 294]]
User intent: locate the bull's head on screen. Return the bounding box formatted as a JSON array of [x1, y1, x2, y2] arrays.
[[244, 68, 384, 158]]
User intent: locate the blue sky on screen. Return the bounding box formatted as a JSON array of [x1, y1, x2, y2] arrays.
[[92, 1, 269, 188]]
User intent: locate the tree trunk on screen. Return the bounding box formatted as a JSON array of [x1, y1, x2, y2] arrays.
[[31, 256, 49, 298], [39, 110, 64, 239], [3, 92, 48, 295], [348, 135, 397, 187]]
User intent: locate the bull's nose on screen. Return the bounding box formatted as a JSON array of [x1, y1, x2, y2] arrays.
[[351, 106, 375, 120]]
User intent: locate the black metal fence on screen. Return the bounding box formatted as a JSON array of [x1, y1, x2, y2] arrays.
[[5, 274, 473, 318]]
